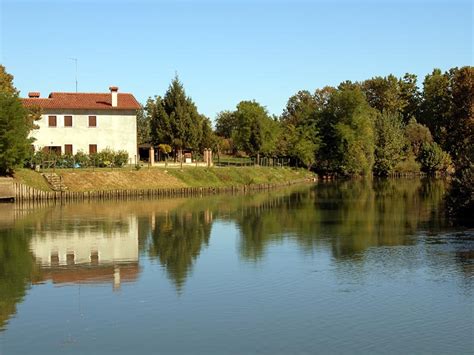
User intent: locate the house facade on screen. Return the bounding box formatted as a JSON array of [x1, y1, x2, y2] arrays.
[[21, 87, 140, 160]]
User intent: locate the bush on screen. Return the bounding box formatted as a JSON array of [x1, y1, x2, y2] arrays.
[[113, 150, 129, 167], [26, 148, 130, 169], [394, 154, 421, 174], [418, 142, 452, 174]]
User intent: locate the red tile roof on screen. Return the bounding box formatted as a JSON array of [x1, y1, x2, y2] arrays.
[[22, 92, 140, 110]]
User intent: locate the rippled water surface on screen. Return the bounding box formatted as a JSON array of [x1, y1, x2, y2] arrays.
[[0, 179, 472, 354]]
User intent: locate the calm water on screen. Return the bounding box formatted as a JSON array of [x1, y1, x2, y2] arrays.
[[0, 179, 472, 354]]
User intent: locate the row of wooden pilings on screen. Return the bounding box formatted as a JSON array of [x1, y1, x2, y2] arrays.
[[13, 178, 314, 203]]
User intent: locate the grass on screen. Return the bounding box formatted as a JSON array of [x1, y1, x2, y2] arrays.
[[14, 169, 53, 191], [167, 166, 313, 187], [14, 166, 315, 192]]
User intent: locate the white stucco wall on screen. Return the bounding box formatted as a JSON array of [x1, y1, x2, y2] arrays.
[[30, 109, 138, 161]]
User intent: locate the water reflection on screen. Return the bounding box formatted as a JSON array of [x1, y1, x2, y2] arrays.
[[0, 178, 471, 333]]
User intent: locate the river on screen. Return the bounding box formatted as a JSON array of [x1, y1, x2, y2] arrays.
[[0, 178, 472, 354]]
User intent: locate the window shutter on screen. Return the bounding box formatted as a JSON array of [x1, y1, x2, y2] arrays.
[[89, 116, 97, 127], [64, 116, 73, 127], [48, 116, 57, 127]]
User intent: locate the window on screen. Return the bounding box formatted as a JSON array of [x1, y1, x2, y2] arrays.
[[64, 115, 73, 127], [64, 144, 73, 155], [48, 116, 57, 127], [88, 115, 97, 127], [89, 144, 97, 154]]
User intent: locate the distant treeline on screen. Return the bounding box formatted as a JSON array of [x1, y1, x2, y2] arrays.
[[139, 67, 472, 179]]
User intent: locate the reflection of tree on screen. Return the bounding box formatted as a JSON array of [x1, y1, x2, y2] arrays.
[[0, 227, 41, 330], [147, 211, 212, 291], [234, 179, 447, 261]]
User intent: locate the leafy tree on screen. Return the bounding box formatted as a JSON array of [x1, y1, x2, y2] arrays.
[[281, 90, 317, 126], [199, 116, 218, 151], [373, 112, 407, 176], [420, 68, 451, 146], [399, 73, 421, 123], [405, 118, 433, 156], [318, 86, 376, 175], [418, 142, 452, 174], [215, 110, 237, 138], [232, 100, 278, 160], [136, 105, 150, 145], [0, 66, 39, 174], [147, 75, 205, 156], [444, 66, 474, 225], [445, 66, 473, 162], [362, 75, 405, 114], [0, 65, 18, 95]]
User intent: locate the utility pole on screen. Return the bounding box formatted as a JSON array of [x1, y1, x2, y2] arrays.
[[68, 57, 78, 92]]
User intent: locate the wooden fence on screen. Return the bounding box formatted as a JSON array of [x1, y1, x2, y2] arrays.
[[12, 178, 314, 203]]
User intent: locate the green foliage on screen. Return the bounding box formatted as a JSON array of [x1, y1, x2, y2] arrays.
[[420, 68, 451, 146], [136, 105, 150, 145], [394, 154, 421, 174], [319, 87, 376, 175], [215, 110, 237, 138], [147, 75, 207, 153], [0, 65, 18, 95], [0, 93, 34, 175], [405, 118, 433, 156], [27, 149, 129, 168], [373, 112, 407, 176], [232, 100, 279, 158], [158, 144, 172, 154], [418, 142, 452, 174]]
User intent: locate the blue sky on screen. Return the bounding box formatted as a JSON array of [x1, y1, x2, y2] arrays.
[[1, 0, 472, 121]]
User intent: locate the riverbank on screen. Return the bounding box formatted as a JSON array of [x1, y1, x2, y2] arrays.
[[11, 167, 315, 198]]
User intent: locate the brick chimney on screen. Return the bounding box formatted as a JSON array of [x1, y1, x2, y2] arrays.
[[28, 92, 40, 98], [109, 86, 118, 107]]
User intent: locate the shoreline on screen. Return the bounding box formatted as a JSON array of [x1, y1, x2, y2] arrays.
[[7, 167, 316, 203]]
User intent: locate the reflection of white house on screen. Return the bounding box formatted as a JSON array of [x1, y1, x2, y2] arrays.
[[21, 87, 140, 159], [30, 216, 139, 288]]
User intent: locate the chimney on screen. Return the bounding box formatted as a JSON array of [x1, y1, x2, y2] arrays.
[[109, 86, 118, 107], [28, 92, 40, 98]]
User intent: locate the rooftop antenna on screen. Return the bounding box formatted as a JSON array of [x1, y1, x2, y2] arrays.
[[68, 57, 78, 92]]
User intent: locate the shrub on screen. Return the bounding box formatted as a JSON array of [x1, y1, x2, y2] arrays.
[[113, 150, 129, 167], [418, 142, 452, 174]]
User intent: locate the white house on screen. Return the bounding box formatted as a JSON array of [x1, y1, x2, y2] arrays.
[[22, 86, 140, 160]]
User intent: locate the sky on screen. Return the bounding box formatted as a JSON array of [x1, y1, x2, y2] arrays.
[[1, 0, 472, 121]]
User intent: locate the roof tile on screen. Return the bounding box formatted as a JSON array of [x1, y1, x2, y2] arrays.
[[22, 92, 140, 110]]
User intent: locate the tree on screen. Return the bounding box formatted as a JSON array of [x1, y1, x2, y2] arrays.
[[405, 118, 433, 157], [420, 68, 451, 146], [373, 112, 407, 176], [232, 100, 278, 160], [0, 66, 36, 175], [445, 66, 474, 162], [444, 66, 474, 225], [147, 75, 206, 157], [215, 110, 237, 138], [418, 142, 452, 174], [136, 105, 150, 145], [318, 86, 376, 175], [399, 73, 421, 123], [281, 90, 317, 126], [362, 75, 405, 114], [0, 65, 18, 95]]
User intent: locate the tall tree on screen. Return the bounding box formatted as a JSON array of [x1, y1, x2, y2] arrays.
[[319, 86, 376, 175], [420, 68, 451, 146], [399, 73, 421, 123], [0, 66, 36, 175], [215, 110, 237, 138], [373, 112, 407, 176], [232, 100, 278, 160], [136, 105, 150, 145], [147, 75, 205, 155], [362, 74, 405, 114]]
